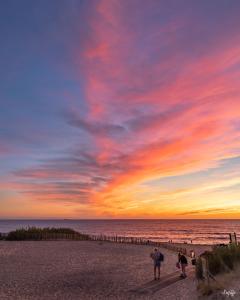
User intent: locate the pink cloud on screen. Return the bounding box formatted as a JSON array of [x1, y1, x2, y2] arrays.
[[10, 1, 240, 214], [74, 0, 240, 203]]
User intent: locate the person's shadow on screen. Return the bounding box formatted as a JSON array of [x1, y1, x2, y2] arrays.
[[129, 269, 192, 295]]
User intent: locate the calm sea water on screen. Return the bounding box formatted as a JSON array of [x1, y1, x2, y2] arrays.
[[0, 219, 240, 245]]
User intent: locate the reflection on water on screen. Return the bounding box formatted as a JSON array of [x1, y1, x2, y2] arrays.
[[0, 219, 239, 244]]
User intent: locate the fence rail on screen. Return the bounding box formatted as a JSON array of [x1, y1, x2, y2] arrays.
[[0, 231, 191, 256], [0, 232, 90, 241], [88, 234, 190, 255]]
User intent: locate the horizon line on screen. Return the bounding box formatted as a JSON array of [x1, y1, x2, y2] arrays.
[[1, 218, 240, 221]]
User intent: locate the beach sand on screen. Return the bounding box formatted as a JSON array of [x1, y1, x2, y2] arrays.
[[0, 240, 211, 300]]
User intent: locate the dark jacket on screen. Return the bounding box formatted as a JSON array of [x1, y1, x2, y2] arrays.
[[179, 254, 188, 265]]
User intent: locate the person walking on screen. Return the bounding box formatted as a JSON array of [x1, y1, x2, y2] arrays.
[[150, 248, 164, 280], [178, 252, 188, 278]]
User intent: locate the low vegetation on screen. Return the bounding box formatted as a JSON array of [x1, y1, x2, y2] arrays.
[[196, 243, 240, 279], [5, 227, 91, 241], [196, 243, 240, 295]]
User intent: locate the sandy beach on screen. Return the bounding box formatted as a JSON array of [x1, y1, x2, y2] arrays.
[[0, 240, 212, 300]]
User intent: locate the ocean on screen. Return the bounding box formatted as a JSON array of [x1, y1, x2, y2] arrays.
[[0, 219, 240, 245]]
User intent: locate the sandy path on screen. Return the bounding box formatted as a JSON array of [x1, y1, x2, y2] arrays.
[[0, 240, 205, 300]]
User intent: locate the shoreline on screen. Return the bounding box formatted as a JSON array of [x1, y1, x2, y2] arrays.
[[0, 219, 238, 247], [0, 231, 225, 246]]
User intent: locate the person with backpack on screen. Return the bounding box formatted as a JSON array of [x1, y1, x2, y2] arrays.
[[150, 248, 164, 280], [178, 252, 188, 278]]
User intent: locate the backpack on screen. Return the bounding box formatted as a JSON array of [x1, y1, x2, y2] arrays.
[[159, 253, 164, 262]]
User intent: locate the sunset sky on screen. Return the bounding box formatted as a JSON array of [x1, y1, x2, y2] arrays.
[[1, 0, 240, 219]]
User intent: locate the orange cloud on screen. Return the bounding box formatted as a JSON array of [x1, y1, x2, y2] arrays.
[[75, 0, 240, 214], [4, 0, 240, 218]]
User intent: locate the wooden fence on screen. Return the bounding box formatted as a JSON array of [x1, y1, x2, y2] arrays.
[[1, 232, 90, 241], [88, 234, 190, 256], [1, 231, 190, 256]]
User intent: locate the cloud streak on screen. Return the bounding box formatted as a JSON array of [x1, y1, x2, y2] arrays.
[[1, 0, 240, 217]]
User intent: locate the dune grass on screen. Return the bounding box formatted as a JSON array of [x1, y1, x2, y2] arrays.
[[5, 227, 91, 241], [196, 244, 240, 296], [196, 243, 240, 279]]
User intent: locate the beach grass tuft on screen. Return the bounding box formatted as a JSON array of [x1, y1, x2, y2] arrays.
[[5, 227, 91, 241], [196, 243, 240, 279]]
